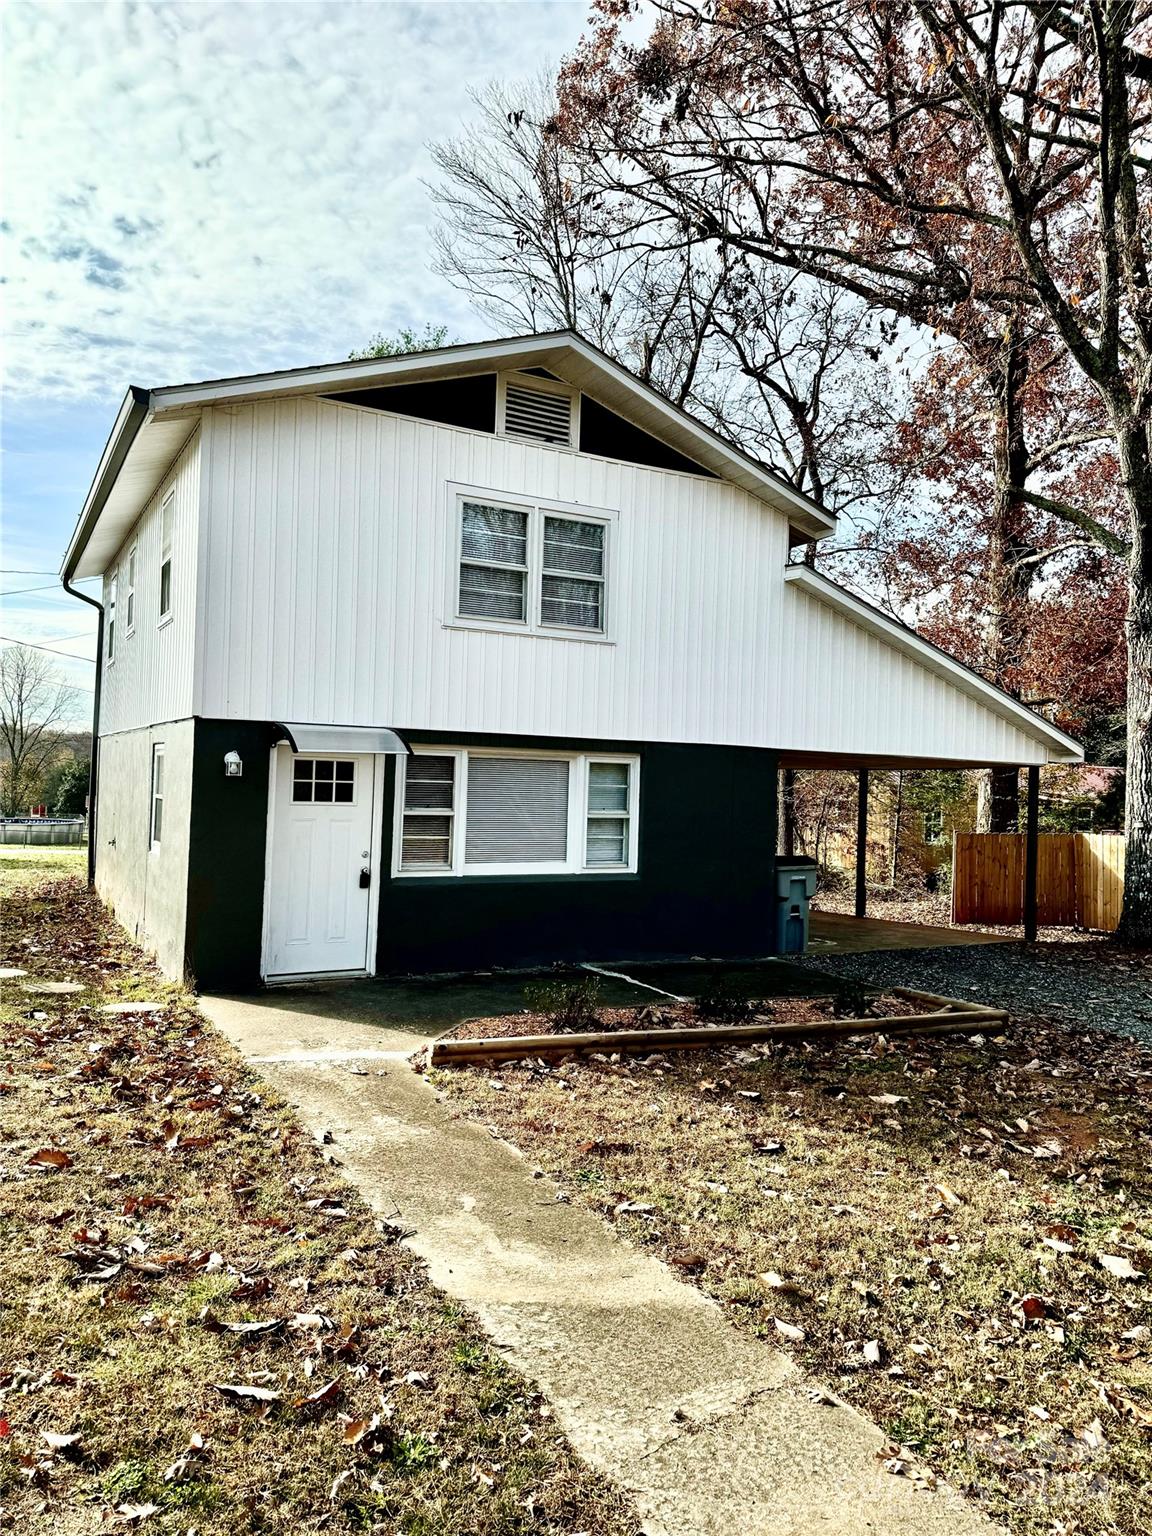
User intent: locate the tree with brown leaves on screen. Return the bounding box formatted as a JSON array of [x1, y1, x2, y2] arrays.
[[558, 0, 1152, 937]]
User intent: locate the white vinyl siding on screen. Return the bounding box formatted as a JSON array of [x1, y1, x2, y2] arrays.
[[99, 429, 199, 736], [498, 372, 577, 447], [454, 493, 610, 638], [196, 400, 1060, 765], [149, 743, 165, 847], [396, 748, 639, 876]]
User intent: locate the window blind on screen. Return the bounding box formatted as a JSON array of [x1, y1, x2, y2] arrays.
[[585, 761, 630, 866], [464, 757, 569, 864], [401, 754, 455, 868], [459, 501, 528, 622]]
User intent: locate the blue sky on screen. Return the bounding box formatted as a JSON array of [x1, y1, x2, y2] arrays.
[[1, 0, 586, 712]]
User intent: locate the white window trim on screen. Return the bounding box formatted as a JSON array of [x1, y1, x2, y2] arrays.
[[158, 488, 175, 624], [106, 570, 118, 663], [149, 743, 165, 849], [394, 745, 639, 878], [445, 483, 616, 644], [125, 544, 137, 636], [496, 370, 580, 450]]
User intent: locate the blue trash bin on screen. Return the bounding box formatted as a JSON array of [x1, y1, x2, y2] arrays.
[[774, 857, 819, 954]]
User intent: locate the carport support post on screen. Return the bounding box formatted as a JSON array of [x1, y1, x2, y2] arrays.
[[855, 767, 869, 919], [1023, 765, 1040, 943]]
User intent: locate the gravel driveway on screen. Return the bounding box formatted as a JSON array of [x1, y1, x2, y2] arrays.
[[796, 940, 1152, 1046]]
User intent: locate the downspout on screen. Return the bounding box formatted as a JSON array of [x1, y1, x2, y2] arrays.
[[59, 385, 151, 887], [62, 578, 103, 885]]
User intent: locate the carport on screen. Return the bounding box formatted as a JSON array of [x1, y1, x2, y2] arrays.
[[775, 567, 1084, 946]]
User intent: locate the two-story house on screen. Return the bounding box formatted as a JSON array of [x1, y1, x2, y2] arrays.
[[61, 332, 1081, 988]]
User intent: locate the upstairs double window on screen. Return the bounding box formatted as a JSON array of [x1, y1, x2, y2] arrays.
[[396, 749, 638, 877], [456, 494, 610, 637]]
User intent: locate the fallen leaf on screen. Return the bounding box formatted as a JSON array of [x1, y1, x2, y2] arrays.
[[342, 1414, 379, 1445], [863, 1339, 883, 1365], [1098, 1253, 1145, 1281], [40, 1431, 81, 1450], [27, 1148, 72, 1170], [214, 1383, 282, 1405], [295, 1377, 342, 1409], [116, 1504, 159, 1522], [773, 1316, 805, 1342]]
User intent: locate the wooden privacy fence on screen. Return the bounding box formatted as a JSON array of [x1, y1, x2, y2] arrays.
[[952, 832, 1124, 932]]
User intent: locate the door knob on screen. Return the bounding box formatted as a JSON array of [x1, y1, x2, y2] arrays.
[[359, 866, 371, 889]]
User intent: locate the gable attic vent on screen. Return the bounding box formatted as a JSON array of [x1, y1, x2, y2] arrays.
[[501, 376, 575, 446]]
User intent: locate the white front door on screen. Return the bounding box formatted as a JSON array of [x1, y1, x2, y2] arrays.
[[264, 750, 377, 979]]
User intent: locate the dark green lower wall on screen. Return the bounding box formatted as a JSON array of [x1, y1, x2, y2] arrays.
[[376, 734, 778, 974], [185, 719, 274, 990], [182, 721, 779, 988]]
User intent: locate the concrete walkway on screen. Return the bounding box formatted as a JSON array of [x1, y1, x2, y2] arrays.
[[202, 986, 999, 1536]]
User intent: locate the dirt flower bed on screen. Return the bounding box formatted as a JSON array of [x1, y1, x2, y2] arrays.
[[0, 870, 635, 1536], [438, 1011, 1152, 1536], [445, 991, 928, 1043]]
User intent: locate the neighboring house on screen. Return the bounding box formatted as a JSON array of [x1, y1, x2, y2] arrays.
[[60, 332, 1082, 988]]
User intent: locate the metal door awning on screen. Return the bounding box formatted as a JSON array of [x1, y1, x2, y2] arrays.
[[272, 723, 410, 755]]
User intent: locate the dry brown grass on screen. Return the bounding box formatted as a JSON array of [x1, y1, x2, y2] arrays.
[[439, 1000, 1152, 1536], [0, 866, 636, 1536]]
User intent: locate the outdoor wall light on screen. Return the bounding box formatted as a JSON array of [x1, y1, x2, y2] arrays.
[[223, 751, 243, 778]]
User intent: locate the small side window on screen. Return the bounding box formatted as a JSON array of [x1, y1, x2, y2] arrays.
[[150, 744, 165, 847], [159, 491, 174, 620], [125, 545, 137, 634], [107, 571, 118, 662]]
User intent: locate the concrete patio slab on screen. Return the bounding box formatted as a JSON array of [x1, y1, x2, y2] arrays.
[[810, 911, 1013, 953], [202, 986, 1000, 1536]]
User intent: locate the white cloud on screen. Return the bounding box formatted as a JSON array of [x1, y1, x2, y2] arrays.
[[2, 0, 585, 398]]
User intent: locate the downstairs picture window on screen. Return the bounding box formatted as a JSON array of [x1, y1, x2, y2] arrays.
[[396, 750, 638, 876]]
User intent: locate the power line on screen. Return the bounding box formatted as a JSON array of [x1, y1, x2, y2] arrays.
[[0, 635, 96, 663], [1, 582, 67, 597]]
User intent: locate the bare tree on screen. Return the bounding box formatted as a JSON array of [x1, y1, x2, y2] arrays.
[[0, 645, 80, 816], [429, 76, 907, 521]]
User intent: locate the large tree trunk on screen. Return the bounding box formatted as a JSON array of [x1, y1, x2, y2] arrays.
[[976, 324, 1034, 834], [1115, 415, 1152, 945]]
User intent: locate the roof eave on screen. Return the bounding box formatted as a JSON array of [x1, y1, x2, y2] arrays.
[[61, 386, 151, 584], [146, 330, 835, 538]]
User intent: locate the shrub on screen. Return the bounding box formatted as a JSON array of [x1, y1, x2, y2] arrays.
[[695, 975, 758, 1022], [522, 974, 600, 1030]]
